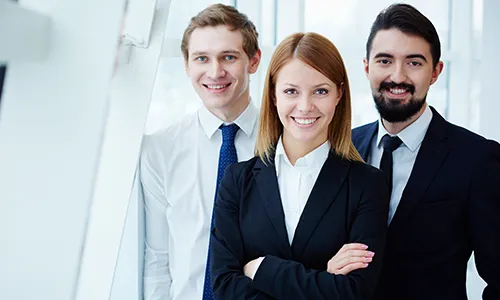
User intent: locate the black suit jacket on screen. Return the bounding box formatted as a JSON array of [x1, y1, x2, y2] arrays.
[[210, 151, 390, 299], [352, 106, 500, 300]]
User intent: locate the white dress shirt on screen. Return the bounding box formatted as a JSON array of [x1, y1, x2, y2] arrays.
[[275, 138, 331, 244], [140, 102, 259, 300], [368, 105, 433, 223]]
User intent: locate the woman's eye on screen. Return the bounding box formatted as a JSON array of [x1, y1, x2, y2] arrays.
[[284, 88, 297, 95], [315, 88, 328, 95]]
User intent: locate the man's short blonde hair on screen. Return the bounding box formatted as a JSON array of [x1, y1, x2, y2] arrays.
[[181, 4, 260, 61]]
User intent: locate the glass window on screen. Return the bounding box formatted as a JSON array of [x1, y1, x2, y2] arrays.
[[469, 0, 483, 132]]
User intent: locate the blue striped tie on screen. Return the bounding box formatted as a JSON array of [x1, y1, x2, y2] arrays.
[[202, 123, 239, 300]]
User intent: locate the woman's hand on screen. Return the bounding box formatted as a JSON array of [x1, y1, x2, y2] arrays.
[[327, 243, 374, 275], [244, 257, 265, 279]]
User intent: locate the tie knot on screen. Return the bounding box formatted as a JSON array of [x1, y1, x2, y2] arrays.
[[220, 123, 239, 142], [381, 134, 403, 152]]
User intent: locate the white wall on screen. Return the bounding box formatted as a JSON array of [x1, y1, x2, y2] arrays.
[[0, 0, 127, 299]]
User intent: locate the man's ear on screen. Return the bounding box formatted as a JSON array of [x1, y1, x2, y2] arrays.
[[184, 59, 190, 77], [248, 49, 262, 74], [430, 61, 444, 86], [363, 58, 369, 78]]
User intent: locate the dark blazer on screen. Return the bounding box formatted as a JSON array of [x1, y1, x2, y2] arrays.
[[352, 106, 500, 300], [210, 151, 390, 300]]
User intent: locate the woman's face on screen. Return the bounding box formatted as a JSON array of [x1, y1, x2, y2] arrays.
[[274, 58, 342, 150]]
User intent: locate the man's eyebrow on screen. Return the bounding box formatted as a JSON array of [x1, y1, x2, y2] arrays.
[[373, 52, 427, 62], [190, 50, 242, 57], [220, 50, 241, 55], [190, 51, 207, 57], [406, 54, 427, 62], [373, 52, 394, 59]]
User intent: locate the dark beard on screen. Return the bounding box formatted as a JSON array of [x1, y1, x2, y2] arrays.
[[373, 81, 426, 123]]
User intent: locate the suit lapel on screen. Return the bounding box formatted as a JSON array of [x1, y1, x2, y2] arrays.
[[388, 108, 451, 234], [291, 152, 350, 258], [254, 158, 292, 256], [356, 122, 378, 162]]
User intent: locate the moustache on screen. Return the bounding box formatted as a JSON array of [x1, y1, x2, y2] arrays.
[[378, 81, 415, 95]]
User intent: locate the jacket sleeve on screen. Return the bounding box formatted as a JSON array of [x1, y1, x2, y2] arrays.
[[250, 168, 389, 300], [469, 140, 500, 300], [210, 164, 275, 300]]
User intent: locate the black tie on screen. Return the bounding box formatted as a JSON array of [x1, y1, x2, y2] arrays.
[[379, 134, 403, 192]]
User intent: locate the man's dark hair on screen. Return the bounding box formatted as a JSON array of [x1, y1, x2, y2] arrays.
[[366, 3, 441, 67]]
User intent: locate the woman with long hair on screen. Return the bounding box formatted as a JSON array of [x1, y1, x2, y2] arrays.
[[210, 32, 389, 300]]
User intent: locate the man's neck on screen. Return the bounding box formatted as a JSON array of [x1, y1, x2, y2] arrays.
[[210, 93, 250, 123], [382, 104, 427, 135]]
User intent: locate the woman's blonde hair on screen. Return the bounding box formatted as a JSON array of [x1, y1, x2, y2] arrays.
[[255, 32, 363, 163]]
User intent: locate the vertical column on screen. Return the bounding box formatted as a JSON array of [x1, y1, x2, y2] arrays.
[[0, 0, 127, 299], [82, 0, 170, 299], [235, 0, 265, 106], [479, 0, 500, 142], [275, 0, 304, 42], [447, 0, 474, 126]]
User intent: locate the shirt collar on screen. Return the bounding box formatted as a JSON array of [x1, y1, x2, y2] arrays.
[[274, 138, 288, 177], [275, 136, 330, 177], [376, 104, 433, 152], [198, 99, 258, 139]]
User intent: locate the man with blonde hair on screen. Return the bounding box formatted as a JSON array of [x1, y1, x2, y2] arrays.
[[140, 4, 261, 300]]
